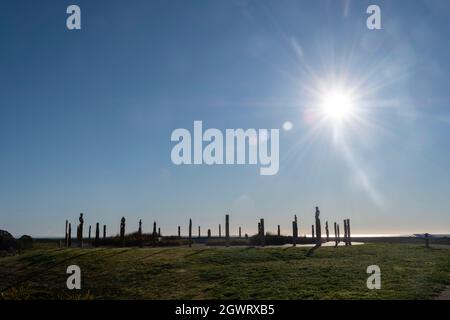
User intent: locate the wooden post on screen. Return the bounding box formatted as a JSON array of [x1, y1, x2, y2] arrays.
[[158, 227, 161, 237], [325, 221, 329, 242], [153, 221, 157, 236], [239, 226, 242, 238], [277, 225, 281, 237], [347, 219, 352, 245], [225, 214, 230, 247], [334, 222, 338, 247], [65, 220, 68, 248], [138, 219, 143, 248], [103, 225, 106, 239], [292, 221, 297, 247], [198, 226, 201, 238], [337, 224, 340, 243], [120, 217, 126, 247], [188, 219, 192, 247], [68, 223, 72, 247], [315, 207, 322, 246], [343, 219, 348, 246], [208, 229, 211, 239], [219, 224, 221, 238], [95, 223, 100, 247], [260, 218, 265, 247], [78, 213, 84, 248], [88, 225, 91, 242], [178, 226, 181, 238], [311, 225, 315, 240]]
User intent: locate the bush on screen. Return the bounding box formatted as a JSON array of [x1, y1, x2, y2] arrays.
[[0, 230, 17, 253], [18, 235, 33, 250]]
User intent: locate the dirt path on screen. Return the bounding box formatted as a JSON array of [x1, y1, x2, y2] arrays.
[[436, 286, 450, 300]]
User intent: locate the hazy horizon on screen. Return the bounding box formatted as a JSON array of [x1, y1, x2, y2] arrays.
[[1, 0, 450, 237]]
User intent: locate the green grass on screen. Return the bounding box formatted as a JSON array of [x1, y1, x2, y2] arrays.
[[0, 243, 449, 300]]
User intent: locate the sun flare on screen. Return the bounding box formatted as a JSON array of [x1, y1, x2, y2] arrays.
[[320, 89, 355, 123]]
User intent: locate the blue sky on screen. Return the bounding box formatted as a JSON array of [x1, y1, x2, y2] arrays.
[[1, 0, 449, 237]]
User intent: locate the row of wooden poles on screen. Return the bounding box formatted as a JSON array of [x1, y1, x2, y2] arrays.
[[63, 208, 352, 248]]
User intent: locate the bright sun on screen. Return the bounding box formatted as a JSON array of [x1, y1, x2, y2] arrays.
[[320, 90, 355, 123]]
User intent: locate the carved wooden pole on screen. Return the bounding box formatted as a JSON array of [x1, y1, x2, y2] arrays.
[[88, 225, 91, 242], [78, 213, 84, 248], [277, 225, 280, 237], [103, 225, 106, 239], [120, 217, 126, 247], [158, 227, 161, 237], [260, 218, 265, 247], [315, 207, 322, 246], [311, 225, 315, 240], [347, 219, 352, 245], [225, 214, 230, 247], [239, 226, 242, 238], [153, 221, 157, 236], [219, 224, 221, 238], [95, 223, 99, 247], [138, 219, 143, 248], [65, 220, 68, 248], [188, 219, 192, 247], [325, 221, 329, 242], [208, 229, 211, 239], [68, 223, 72, 247], [178, 226, 181, 238], [198, 226, 201, 238]]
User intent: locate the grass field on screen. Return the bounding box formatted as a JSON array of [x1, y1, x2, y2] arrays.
[[1, 243, 449, 300]]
